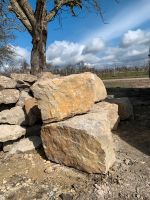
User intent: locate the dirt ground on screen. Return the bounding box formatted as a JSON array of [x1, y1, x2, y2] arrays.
[[0, 98, 150, 200]]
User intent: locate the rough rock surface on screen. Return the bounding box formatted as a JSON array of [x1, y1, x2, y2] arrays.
[[0, 75, 17, 89], [107, 97, 134, 120], [24, 98, 41, 126], [0, 89, 20, 104], [90, 102, 119, 130], [37, 72, 59, 80], [4, 136, 42, 154], [0, 125, 26, 142], [10, 73, 37, 83], [32, 72, 107, 124], [16, 91, 32, 107], [0, 106, 25, 125], [42, 112, 115, 173]]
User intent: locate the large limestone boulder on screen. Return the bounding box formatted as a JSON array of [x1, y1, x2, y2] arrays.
[[10, 73, 37, 84], [0, 89, 20, 104], [0, 125, 26, 142], [42, 112, 115, 173], [0, 106, 25, 125], [3, 136, 42, 154], [107, 97, 134, 120], [0, 75, 17, 89], [90, 102, 119, 130], [32, 72, 107, 124], [16, 91, 32, 107], [24, 98, 42, 126]]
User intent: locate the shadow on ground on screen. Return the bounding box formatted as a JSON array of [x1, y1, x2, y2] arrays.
[[108, 87, 150, 156]]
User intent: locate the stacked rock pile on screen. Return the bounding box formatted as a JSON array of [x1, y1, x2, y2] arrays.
[[0, 73, 53, 154], [0, 72, 133, 173]]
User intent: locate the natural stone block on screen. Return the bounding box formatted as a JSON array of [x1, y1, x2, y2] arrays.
[[0, 125, 26, 142], [32, 72, 107, 124], [0, 89, 20, 105], [42, 112, 115, 173]]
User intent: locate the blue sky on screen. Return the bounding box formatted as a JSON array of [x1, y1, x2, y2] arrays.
[[11, 0, 150, 67]]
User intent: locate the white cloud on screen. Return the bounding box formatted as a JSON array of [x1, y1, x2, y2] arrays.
[[7, 29, 149, 69], [82, 38, 105, 54], [121, 29, 150, 47], [46, 39, 103, 66], [13, 46, 31, 63], [86, 0, 150, 41], [46, 40, 84, 66]]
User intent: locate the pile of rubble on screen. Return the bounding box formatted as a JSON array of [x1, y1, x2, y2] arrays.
[[0, 72, 133, 173]]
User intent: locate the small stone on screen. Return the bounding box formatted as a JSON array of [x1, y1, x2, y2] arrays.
[[59, 193, 73, 200], [44, 166, 53, 174]]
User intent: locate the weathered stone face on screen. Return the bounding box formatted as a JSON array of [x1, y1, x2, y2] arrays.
[[107, 97, 134, 120], [90, 102, 120, 130], [24, 98, 42, 126], [0, 125, 26, 142], [41, 112, 115, 173], [32, 72, 107, 124], [0, 89, 20, 105], [0, 75, 17, 89], [0, 106, 25, 125], [37, 72, 60, 80], [10, 73, 37, 83]]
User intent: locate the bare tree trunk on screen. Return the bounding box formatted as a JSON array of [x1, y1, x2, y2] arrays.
[[30, 28, 47, 75]]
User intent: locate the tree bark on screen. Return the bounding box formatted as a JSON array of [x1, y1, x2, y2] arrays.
[[30, 27, 47, 75]]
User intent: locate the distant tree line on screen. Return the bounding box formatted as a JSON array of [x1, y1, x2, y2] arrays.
[[46, 62, 149, 79]]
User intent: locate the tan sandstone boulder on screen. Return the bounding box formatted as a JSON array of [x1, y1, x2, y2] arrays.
[[90, 102, 120, 130], [0, 125, 26, 142], [0, 106, 25, 125], [0, 89, 20, 104], [37, 72, 60, 80], [41, 112, 115, 173], [0, 75, 17, 89], [10, 73, 37, 83], [32, 72, 107, 124]]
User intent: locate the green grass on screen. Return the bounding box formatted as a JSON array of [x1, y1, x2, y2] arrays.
[[97, 71, 148, 80]]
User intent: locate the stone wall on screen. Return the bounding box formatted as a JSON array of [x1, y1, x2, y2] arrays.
[[0, 72, 133, 174]]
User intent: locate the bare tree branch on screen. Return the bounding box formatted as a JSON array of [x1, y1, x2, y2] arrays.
[[17, 0, 36, 27], [46, 0, 82, 22], [9, 0, 32, 33]]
